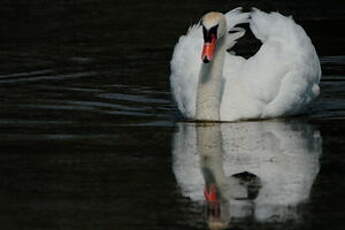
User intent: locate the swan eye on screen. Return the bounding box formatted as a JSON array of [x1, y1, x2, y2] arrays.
[[203, 24, 218, 42]]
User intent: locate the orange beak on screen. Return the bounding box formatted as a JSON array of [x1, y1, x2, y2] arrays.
[[201, 35, 217, 63]]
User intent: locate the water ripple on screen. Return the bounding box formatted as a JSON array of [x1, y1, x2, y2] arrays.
[[97, 92, 170, 104]]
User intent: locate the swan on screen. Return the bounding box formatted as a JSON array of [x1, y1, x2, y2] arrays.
[[170, 8, 321, 121]]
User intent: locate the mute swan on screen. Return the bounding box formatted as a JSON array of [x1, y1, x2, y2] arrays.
[[170, 8, 321, 121]]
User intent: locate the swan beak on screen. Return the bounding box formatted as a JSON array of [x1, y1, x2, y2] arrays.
[[201, 36, 217, 63]]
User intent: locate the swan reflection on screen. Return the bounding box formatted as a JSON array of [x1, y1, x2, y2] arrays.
[[172, 120, 321, 227]]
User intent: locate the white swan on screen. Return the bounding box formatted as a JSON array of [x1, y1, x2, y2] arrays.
[[170, 8, 321, 121]]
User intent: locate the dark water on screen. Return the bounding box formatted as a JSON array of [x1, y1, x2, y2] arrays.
[[0, 0, 345, 229]]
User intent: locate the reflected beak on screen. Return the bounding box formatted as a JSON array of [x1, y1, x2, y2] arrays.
[[201, 36, 217, 63], [204, 184, 220, 219], [204, 184, 218, 202]]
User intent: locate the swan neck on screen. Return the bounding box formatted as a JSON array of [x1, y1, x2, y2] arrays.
[[196, 37, 226, 121]]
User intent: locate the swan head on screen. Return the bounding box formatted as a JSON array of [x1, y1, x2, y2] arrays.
[[200, 12, 227, 63]]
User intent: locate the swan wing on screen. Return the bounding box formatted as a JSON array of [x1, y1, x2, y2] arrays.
[[222, 9, 321, 120], [170, 24, 202, 118], [225, 7, 250, 32]]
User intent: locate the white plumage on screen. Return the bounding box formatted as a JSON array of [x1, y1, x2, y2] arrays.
[[170, 8, 321, 121]]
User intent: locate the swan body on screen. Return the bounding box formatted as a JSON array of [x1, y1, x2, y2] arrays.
[[170, 8, 321, 121]]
